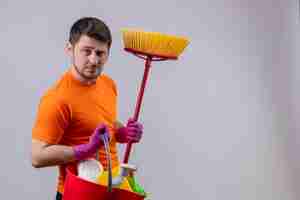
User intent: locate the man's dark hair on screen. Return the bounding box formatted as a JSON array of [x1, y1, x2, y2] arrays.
[[69, 17, 112, 48]]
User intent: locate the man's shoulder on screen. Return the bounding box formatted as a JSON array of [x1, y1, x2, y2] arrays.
[[39, 88, 65, 107], [39, 72, 70, 104]]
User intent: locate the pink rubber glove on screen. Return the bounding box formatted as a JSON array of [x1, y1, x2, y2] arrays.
[[73, 124, 109, 160], [115, 118, 143, 143]]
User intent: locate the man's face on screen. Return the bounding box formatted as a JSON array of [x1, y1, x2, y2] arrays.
[[68, 35, 109, 81]]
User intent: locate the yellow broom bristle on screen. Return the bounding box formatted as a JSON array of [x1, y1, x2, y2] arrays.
[[121, 29, 190, 58]]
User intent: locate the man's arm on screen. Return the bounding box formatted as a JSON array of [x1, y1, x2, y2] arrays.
[[31, 139, 75, 168], [31, 124, 109, 168]]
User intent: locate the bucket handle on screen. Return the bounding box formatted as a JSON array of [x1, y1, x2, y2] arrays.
[[99, 133, 113, 192]]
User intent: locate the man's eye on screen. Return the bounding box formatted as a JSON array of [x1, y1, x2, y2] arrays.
[[96, 51, 105, 57], [83, 49, 91, 55]]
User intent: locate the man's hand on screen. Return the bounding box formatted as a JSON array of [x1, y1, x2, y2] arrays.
[[73, 124, 109, 160], [115, 118, 143, 143]]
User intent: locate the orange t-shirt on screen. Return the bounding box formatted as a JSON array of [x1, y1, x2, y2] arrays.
[[32, 69, 120, 193]]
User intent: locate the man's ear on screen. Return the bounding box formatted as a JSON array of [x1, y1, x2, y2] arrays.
[[64, 42, 73, 56]]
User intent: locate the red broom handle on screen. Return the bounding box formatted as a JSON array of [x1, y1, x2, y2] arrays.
[[123, 56, 152, 163]]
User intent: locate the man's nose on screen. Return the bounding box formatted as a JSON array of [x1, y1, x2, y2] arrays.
[[89, 53, 100, 65]]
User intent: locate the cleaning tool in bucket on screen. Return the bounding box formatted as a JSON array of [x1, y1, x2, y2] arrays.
[[96, 163, 136, 192], [121, 28, 190, 163], [127, 170, 147, 196], [96, 129, 144, 194], [78, 158, 103, 183]]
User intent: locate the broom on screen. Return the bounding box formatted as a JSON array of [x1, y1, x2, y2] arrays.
[[121, 29, 190, 163]]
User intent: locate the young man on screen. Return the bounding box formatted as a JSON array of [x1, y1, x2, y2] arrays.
[[31, 17, 143, 200]]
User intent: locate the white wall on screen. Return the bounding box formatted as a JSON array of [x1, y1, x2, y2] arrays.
[[0, 0, 297, 199]]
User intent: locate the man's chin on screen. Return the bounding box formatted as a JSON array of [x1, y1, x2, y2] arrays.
[[84, 72, 101, 80]]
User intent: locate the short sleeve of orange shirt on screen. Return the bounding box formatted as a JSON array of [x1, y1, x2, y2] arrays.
[[32, 93, 70, 144]]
